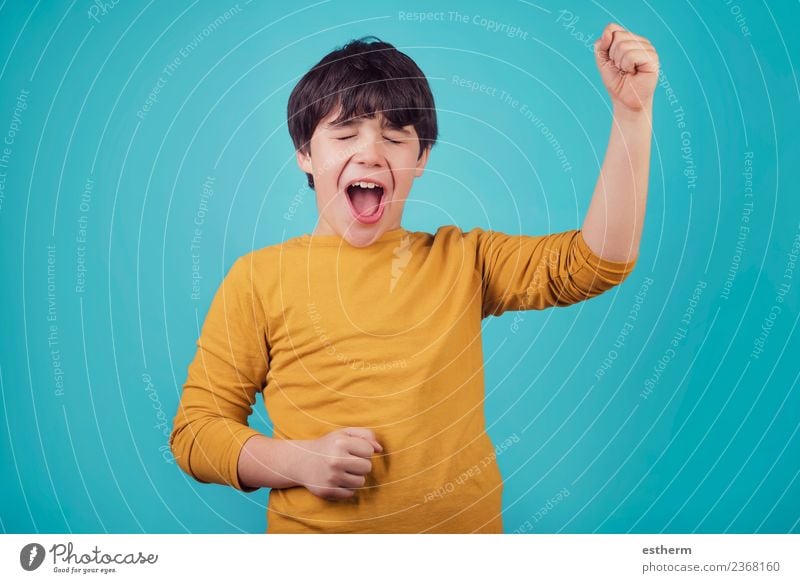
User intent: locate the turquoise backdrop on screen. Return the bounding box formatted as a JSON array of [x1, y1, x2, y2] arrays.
[[1, 0, 798, 533]]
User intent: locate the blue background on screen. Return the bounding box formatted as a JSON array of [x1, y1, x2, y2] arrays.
[[1, 0, 798, 534]]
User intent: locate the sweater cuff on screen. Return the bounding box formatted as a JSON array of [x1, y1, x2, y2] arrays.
[[575, 230, 638, 279], [229, 426, 264, 493]]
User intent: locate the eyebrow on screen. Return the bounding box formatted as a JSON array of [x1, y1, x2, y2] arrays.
[[325, 118, 412, 135]]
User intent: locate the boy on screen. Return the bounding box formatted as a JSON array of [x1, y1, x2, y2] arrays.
[[170, 25, 658, 533]]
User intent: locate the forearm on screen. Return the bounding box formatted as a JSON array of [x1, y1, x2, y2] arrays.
[[581, 104, 653, 262], [237, 434, 308, 490]]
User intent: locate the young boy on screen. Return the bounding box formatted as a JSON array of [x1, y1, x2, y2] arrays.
[[170, 25, 658, 533]]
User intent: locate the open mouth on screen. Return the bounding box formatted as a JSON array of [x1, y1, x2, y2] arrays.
[[344, 179, 387, 222]]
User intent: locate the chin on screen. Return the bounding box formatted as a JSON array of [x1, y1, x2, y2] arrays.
[[343, 226, 384, 248]]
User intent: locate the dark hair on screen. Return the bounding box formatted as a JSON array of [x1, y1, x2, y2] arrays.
[[287, 36, 438, 188]]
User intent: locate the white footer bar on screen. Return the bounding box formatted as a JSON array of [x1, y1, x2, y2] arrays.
[[1, 534, 798, 582]]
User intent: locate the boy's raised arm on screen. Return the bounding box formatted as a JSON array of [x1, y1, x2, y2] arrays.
[[473, 24, 657, 318], [474, 227, 637, 317], [581, 23, 659, 263]]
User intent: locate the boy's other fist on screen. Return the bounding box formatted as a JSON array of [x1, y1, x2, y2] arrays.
[[296, 427, 383, 501], [594, 23, 659, 113]]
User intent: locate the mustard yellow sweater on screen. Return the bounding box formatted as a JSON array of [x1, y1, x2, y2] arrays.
[[170, 225, 636, 533]]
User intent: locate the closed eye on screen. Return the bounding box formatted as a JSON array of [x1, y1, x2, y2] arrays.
[[335, 135, 356, 140], [385, 137, 402, 144]]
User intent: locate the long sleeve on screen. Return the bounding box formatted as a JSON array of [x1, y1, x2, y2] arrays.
[[169, 256, 270, 492], [472, 227, 638, 318]]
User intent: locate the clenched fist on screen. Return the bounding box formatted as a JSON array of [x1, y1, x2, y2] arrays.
[[295, 427, 383, 501], [594, 23, 659, 113]]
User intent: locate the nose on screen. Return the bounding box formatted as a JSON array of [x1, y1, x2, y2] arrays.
[[352, 135, 385, 167]]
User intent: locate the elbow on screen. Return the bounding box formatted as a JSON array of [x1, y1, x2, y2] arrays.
[[168, 407, 257, 489], [169, 413, 212, 484], [608, 264, 636, 288], [556, 265, 636, 305], [168, 422, 195, 481], [561, 254, 638, 303], [567, 230, 639, 297]]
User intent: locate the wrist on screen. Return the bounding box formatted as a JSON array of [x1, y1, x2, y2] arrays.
[[238, 435, 310, 490], [281, 439, 313, 488], [612, 102, 653, 125]]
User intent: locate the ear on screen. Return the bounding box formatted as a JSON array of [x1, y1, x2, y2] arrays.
[[296, 148, 313, 174], [413, 146, 431, 177]]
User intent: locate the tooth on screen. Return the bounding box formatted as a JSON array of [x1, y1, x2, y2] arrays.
[[350, 181, 382, 189]]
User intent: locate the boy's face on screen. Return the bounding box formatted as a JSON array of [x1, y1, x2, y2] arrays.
[[296, 106, 429, 248]]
